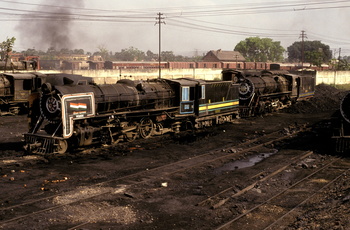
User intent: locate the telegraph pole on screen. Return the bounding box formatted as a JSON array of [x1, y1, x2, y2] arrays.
[[155, 12, 165, 79], [338, 48, 341, 70], [299, 30, 307, 69]]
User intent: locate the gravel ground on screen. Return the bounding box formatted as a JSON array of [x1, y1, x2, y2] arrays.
[[0, 84, 349, 229]]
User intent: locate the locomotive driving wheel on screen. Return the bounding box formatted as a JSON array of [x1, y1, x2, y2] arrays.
[[139, 117, 154, 139], [123, 121, 138, 142], [56, 139, 68, 154]]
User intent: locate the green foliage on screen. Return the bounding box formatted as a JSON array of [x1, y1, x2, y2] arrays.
[[337, 59, 350, 70], [162, 51, 176, 61], [0, 37, 16, 71], [97, 45, 110, 61], [0, 37, 16, 61], [23, 48, 42, 56], [334, 83, 350, 90], [146, 50, 157, 61], [343, 56, 350, 62], [287, 41, 332, 64], [305, 50, 323, 67], [13, 45, 203, 62], [234, 37, 285, 62], [114, 46, 145, 61], [34, 47, 87, 60]]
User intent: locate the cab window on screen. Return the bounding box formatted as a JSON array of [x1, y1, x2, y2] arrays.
[[23, 79, 32, 90], [182, 86, 189, 101], [201, 85, 205, 99]]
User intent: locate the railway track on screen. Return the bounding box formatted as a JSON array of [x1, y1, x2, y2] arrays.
[[197, 150, 315, 209], [0, 123, 308, 229], [215, 157, 350, 230]]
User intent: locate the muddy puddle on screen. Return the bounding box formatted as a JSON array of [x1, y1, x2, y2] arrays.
[[215, 149, 278, 174]]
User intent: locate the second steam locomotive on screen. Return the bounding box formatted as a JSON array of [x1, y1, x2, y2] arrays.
[[24, 69, 315, 154]]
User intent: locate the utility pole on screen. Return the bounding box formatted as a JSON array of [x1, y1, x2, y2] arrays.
[[155, 12, 165, 79], [338, 47, 341, 70], [299, 30, 307, 69]]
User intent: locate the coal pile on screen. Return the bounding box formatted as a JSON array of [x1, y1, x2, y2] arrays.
[[285, 84, 349, 114]]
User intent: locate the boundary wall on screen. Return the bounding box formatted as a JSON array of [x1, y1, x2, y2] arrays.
[[316, 71, 350, 85], [39, 69, 350, 86], [57, 68, 222, 84]]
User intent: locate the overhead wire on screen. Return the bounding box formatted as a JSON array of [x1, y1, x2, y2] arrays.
[[308, 31, 350, 45], [173, 17, 300, 33], [164, 0, 350, 17], [0, 0, 153, 14], [0, 0, 349, 19], [0, 0, 349, 52], [168, 18, 297, 38]]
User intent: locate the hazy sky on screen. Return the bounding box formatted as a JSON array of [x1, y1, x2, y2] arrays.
[[1, 0, 350, 57]]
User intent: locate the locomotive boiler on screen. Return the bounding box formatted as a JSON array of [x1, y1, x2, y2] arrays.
[[25, 79, 176, 154]]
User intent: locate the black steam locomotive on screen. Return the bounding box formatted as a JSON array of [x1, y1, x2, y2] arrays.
[[24, 70, 315, 154], [24, 77, 240, 154], [0, 72, 93, 115], [223, 69, 316, 116]]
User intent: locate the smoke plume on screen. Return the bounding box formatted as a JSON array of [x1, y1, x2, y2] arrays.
[[16, 1, 84, 51]]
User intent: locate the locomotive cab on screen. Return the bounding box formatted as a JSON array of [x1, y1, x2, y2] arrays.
[[165, 78, 201, 115], [0, 73, 44, 114], [166, 78, 240, 128], [284, 74, 315, 101], [2, 73, 35, 102]]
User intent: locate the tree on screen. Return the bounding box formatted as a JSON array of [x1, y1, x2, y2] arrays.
[[337, 59, 350, 70], [287, 41, 332, 64], [73, 49, 85, 55], [161, 51, 177, 61], [60, 48, 71, 55], [96, 45, 110, 61], [234, 37, 285, 62], [114, 47, 145, 61], [0, 37, 16, 71], [305, 50, 323, 67], [23, 48, 39, 56], [146, 50, 157, 61]]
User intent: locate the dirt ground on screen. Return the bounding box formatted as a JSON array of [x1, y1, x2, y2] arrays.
[[0, 84, 349, 230]]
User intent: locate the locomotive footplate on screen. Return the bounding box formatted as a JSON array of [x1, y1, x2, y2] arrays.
[[24, 133, 68, 154]]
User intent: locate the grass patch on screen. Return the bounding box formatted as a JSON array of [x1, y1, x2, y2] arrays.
[[334, 84, 350, 91]]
